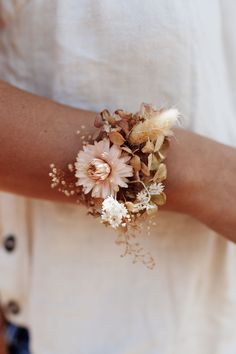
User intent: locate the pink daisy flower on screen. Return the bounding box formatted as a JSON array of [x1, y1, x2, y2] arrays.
[[75, 138, 133, 199]]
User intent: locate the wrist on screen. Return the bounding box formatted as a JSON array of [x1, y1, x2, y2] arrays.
[[163, 128, 206, 215]]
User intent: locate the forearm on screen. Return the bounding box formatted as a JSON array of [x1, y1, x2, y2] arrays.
[[0, 80, 94, 202], [165, 129, 236, 243], [1, 81, 236, 242]]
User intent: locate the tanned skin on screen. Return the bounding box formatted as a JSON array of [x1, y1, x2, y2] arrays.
[[1, 80, 236, 243]]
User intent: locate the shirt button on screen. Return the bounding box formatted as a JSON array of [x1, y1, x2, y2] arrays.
[[3, 234, 16, 252], [5, 301, 21, 316]]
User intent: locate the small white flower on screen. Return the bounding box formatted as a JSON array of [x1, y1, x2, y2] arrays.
[[135, 189, 152, 212], [133, 202, 146, 212], [102, 195, 117, 210], [101, 196, 128, 228], [148, 182, 164, 195], [136, 190, 150, 204], [133, 183, 164, 214]]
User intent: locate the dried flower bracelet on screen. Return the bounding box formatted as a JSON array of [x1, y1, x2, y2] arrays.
[[49, 103, 179, 269]]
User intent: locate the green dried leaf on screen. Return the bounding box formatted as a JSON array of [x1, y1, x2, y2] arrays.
[[125, 201, 139, 213], [153, 163, 167, 182], [150, 153, 160, 171], [152, 192, 166, 206], [142, 139, 154, 153], [146, 203, 158, 215]]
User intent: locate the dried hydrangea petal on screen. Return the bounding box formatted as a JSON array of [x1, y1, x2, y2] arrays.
[[152, 192, 167, 206], [153, 163, 167, 182], [125, 201, 140, 213], [150, 153, 160, 171], [121, 146, 133, 155], [159, 138, 170, 157], [101, 109, 110, 121], [146, 203, 158, 215], [142, 139, 154, 153], [141, 162, 150, 176], [108, 131, 125, 145], [139, 102, 157, 118], [154, 134, 165, 152], [114, 109, 132, 119], [94, 114, 103, 128], [130, 155, 141, 171], [148, 153, 153, 171], [117, 119, 130, 135]]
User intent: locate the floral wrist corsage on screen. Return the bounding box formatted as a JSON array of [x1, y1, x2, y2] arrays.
[[49, 103, 179, 269]]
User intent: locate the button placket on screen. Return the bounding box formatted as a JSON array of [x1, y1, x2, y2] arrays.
[[3, 234, 16, 253], [4, 300, 21, 316], [0, 194, 29, 325]]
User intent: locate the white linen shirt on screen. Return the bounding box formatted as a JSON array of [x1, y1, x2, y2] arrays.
[[0, 1, 236, 353]]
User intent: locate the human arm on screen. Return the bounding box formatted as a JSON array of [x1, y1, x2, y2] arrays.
[[1, 80, 236, 242], [0, 80, 95, 202], [165, 128, 236, 243], [0, 308, 7, 354]]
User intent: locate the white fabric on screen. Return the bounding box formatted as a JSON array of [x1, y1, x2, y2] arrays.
[[0, 0, 236, 353]]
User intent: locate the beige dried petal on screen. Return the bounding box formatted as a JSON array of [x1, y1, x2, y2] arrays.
[[107, 116, 117, 125], [142, 139, 154, 153], [154, 134, 165, 152], [152, 192, 166, 206], [117, 118, 130, 135], [101, 109, 116, 125], [150, 154, 160, 171], [158, 151, 165, 161], [114, 109, 132, 119], [101, 109, 110, 121], [141, 162, 150, 176], [153, 163, 167, 182], [94, 114, 103, 128], [121, 146, 133, 155], [148, 153, 152, 171], [111, 126, 122, 132], [128, 118, 159, 144], [159, 138, 170, 157], [139, 102, 157, 118], [92, 128, 102, 140], [108, 131, 125, 145], [125, 201, 138, 213], [130, 155, 141, 171]]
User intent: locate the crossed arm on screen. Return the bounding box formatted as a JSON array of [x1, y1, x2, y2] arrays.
[[1, 80, 236, 242]]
